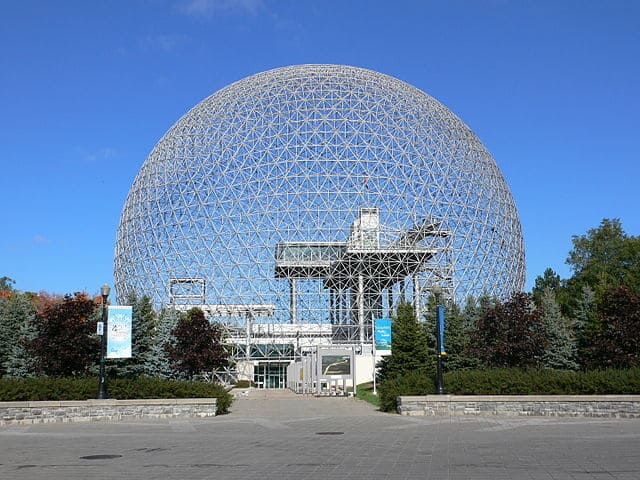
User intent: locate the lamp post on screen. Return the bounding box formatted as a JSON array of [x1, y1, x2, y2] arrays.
[[98, 284, 110, 399], [432, 283, 445, 395]]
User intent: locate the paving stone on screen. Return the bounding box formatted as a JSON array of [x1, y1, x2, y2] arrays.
[[1, 389, 639, 479]]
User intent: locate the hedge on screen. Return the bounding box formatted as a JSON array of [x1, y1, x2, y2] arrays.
[[378, 368, 640, 412], [0, 377, 233, 414]]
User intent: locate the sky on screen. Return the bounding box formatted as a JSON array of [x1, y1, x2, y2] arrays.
[[1, 0, 639, 297]]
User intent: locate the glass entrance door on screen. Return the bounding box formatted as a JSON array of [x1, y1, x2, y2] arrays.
[[254, 363, 288, 389]]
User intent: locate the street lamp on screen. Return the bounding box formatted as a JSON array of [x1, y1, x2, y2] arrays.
[[98, 284, 110, 399], [431, 283, 445, 394]]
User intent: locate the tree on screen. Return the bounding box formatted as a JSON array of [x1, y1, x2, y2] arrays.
[[566, 218, 640, 298], [532, 268, 561, 306], [28, 292, 99, 377], [146, 307, 181, 378], [376, 302, 432, 383], [584, 286, 640, 369], [166, 307, 228, 379], [539, 288, 578, 370], [469, 292, 547, 368], [425, 298, 481, 372], [0, 276, 15, 293], [573, 284, 597, 367], [0, 290, 37, 377]]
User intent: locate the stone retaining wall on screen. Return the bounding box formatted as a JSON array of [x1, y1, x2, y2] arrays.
[[0, 398, 218, 425], [398, 395, 640, 418]]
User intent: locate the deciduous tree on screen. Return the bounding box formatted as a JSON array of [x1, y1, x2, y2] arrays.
[[166, 307, 228, 379], [0, 276, 15, 294], [584, 286, 640, 369], [28, 292, 99, 377], [566, 218, 640, 298], [469, 292, 547, 368]]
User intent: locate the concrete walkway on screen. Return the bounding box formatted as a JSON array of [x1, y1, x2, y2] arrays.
[[1, 389, 640, 479]]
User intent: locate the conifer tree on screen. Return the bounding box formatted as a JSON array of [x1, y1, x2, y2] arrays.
[[115, 293, 157, 378], [376, 302, 432, 382], [540, 288, 578, 370], [0, 291, 37, 378], [441, 299, 481, 371], [146, 307, 180, 378], [574, 284, 596, 367]]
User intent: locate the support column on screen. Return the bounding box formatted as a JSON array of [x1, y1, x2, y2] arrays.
[[246, 314, 252, 361], [329, 287, 335, 324], [338, 288, 345, 324], [290, 278, 297, 324], [387, 287, 393, 317], [413, 274, 421, 322], [358, 273, 365, 347]]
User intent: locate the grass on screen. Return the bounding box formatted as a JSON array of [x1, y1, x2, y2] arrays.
[[355, 381, 380, 407]]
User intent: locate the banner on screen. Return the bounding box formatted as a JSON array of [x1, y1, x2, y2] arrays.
[[437, 305, 445, 355], [106, 306, 132, 359], [374, 317, 392, 352]]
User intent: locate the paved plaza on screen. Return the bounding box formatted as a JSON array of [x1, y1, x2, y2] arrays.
[[1, 389, 640, 479]]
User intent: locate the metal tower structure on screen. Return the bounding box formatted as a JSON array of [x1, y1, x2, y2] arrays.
[[114, 64, 525, 373]]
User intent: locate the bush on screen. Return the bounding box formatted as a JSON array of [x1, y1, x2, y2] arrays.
[[0, 377, 233, 414], [445, 368, 640, 395], [378, 369, 435, 412], [377, 368, 640, 412]]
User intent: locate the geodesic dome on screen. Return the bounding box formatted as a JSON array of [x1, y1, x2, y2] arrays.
[[114, 64, 524, 321]]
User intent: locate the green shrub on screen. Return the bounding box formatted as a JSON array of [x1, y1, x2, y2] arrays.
[[0, 377, 233, 414], [378, 369, 435, 412], [377, 368, 640, 412], [445, 368, 640, 395]]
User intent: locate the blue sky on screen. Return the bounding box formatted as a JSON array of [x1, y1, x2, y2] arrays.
[[1, 0, 638, 296]]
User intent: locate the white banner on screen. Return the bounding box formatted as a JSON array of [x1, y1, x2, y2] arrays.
[[106, 306, 132, 359]]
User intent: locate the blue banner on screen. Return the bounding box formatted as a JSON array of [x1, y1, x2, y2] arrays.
[[437, 305, 445, 354], [374, 317, 392, 352], [106, 306, 132, 359]]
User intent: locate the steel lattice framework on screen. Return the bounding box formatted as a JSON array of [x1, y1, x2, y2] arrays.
[[114, 64, 524, 361]]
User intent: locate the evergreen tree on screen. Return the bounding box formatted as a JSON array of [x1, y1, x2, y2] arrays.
[[112, 293, 157, 378], [573, 284, 596, 368], [376, 302, 432, 383], [146, 307, 180, 378], [539, 288, 579, 370], [532, 268, 562, 306], [0, 291, 37, 378], [441, 298, 482, 371]]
